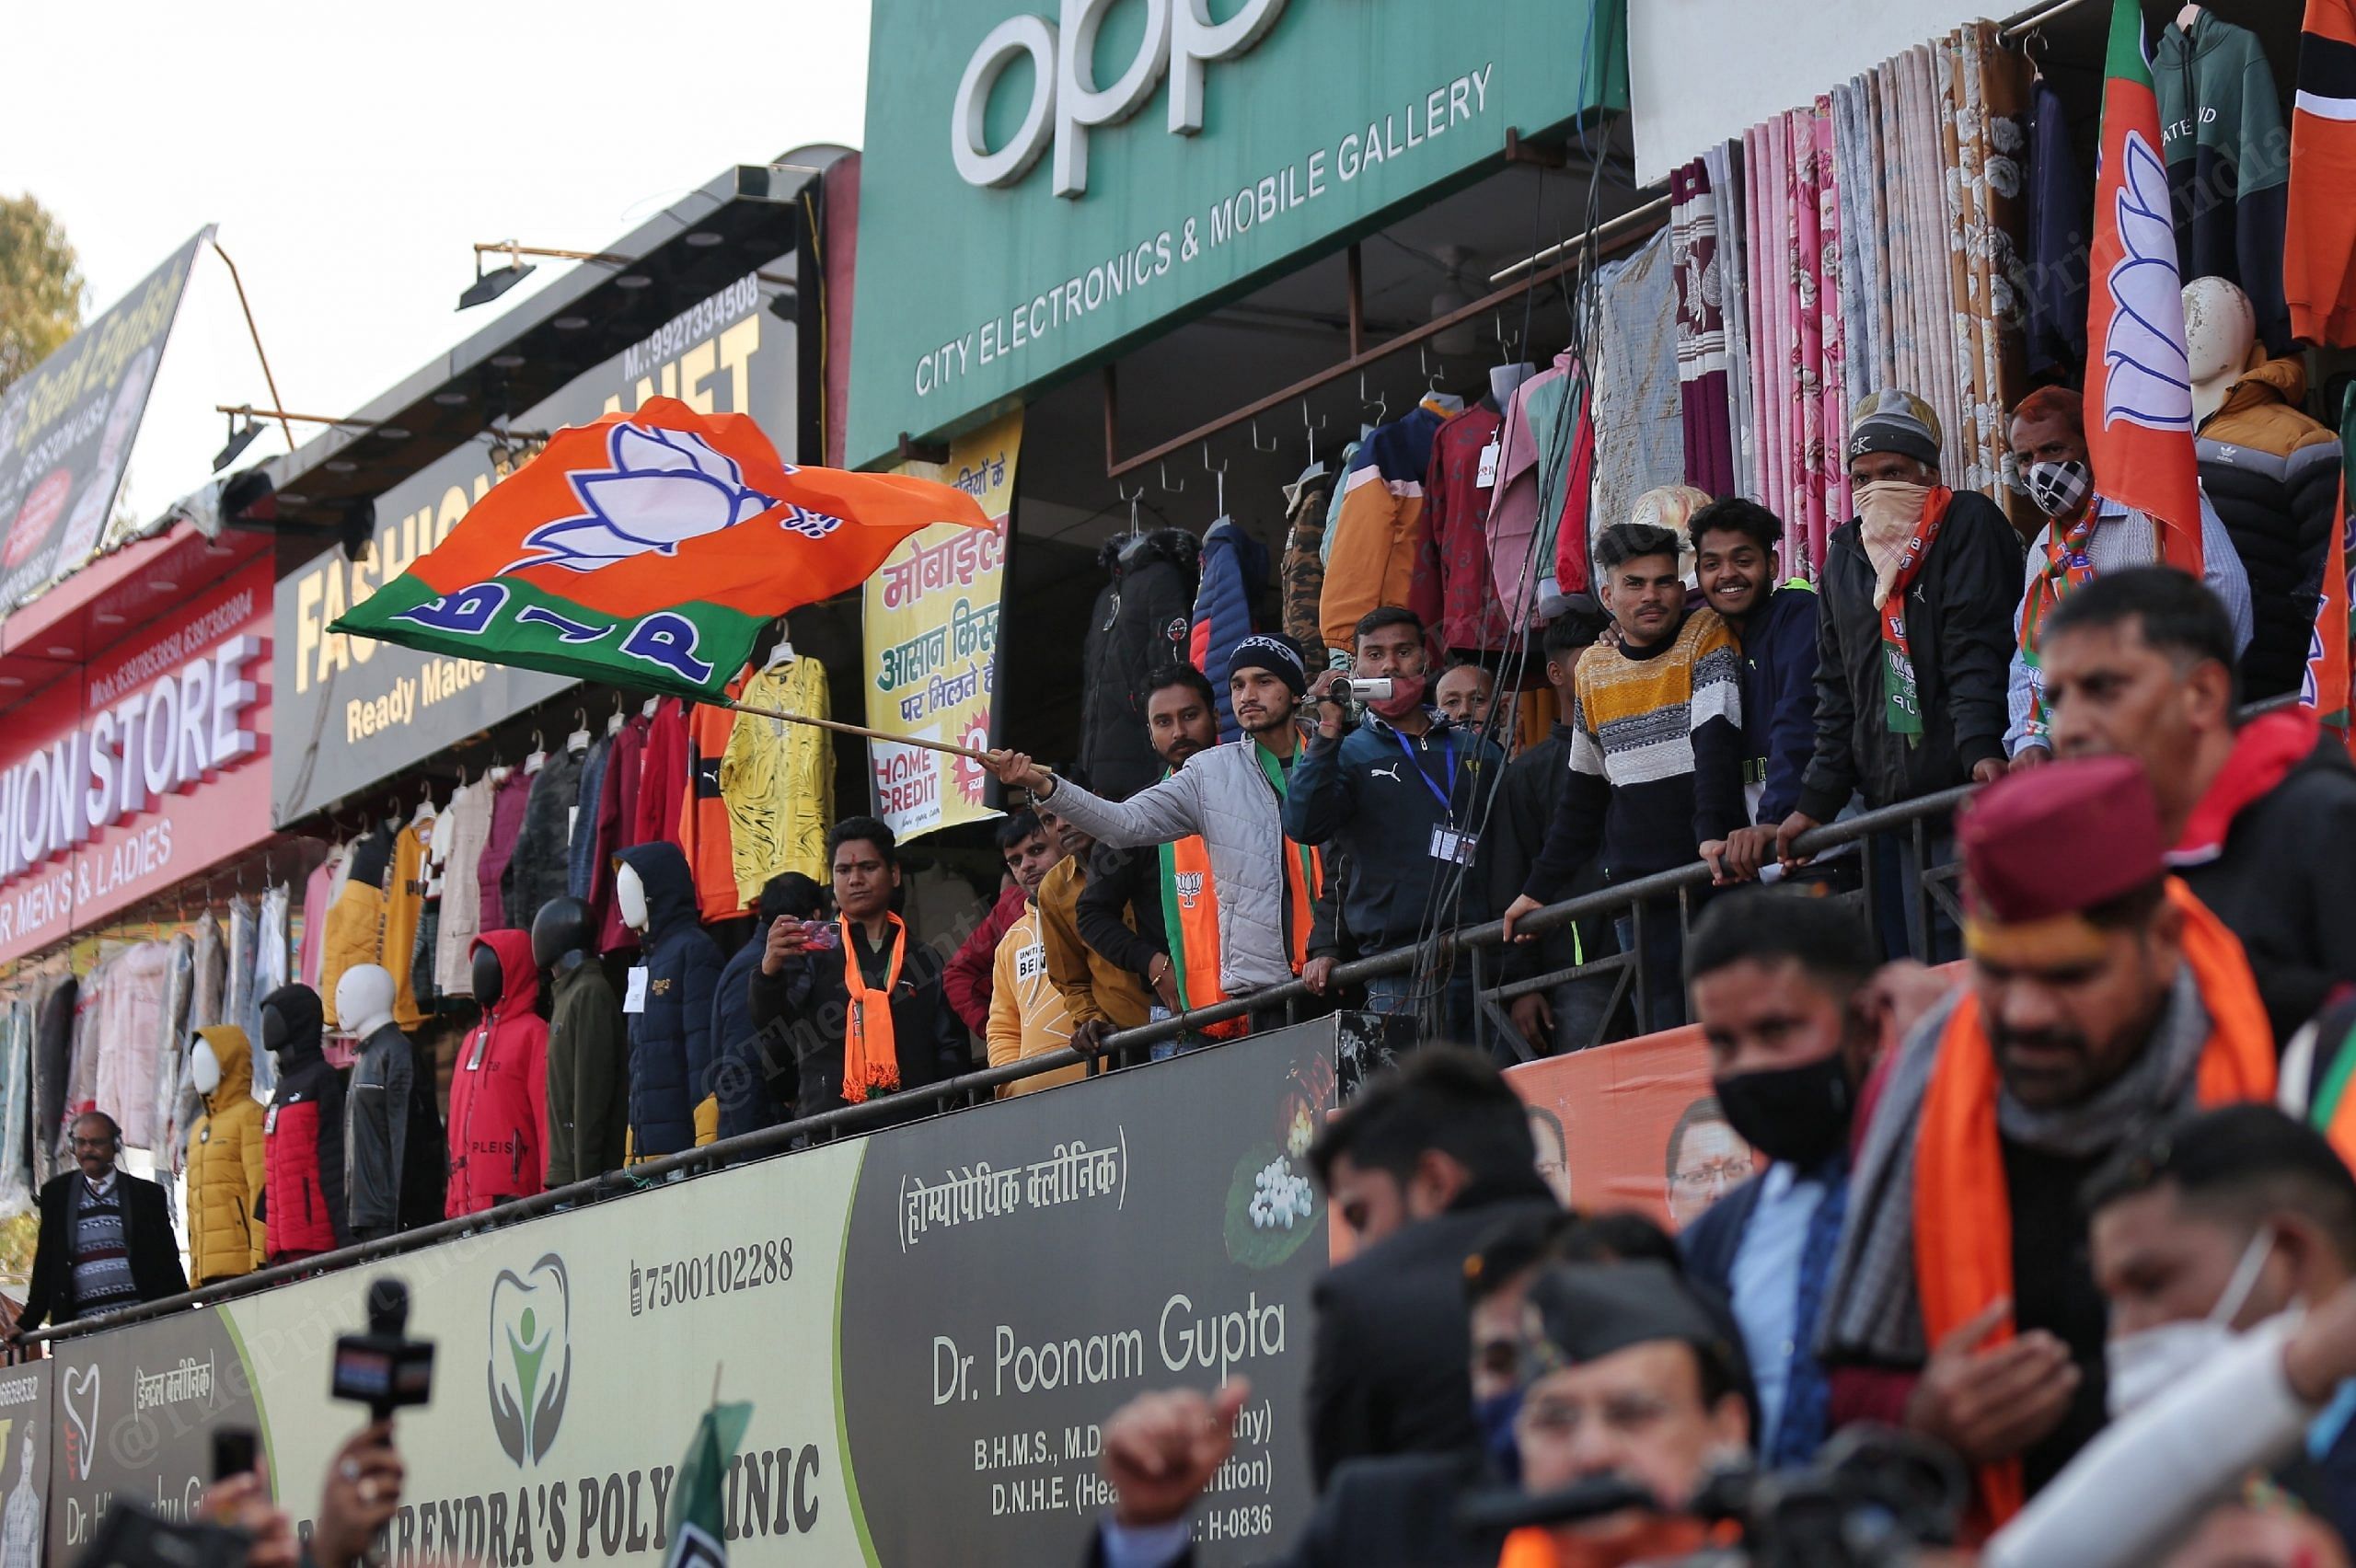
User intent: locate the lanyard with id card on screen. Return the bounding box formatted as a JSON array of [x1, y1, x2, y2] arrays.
[[1401, 732, 1479, 866]]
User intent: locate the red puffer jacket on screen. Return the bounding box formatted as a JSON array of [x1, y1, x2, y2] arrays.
[[257, 983, 348, 1261], [446, 929, 551, 1217]]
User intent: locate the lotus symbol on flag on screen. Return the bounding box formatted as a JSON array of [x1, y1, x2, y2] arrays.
[[2097, 130, 2193, 435], [503, 424, 781, 574], [488, 1254, 571, 1466]]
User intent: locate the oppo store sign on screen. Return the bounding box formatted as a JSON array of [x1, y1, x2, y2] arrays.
[[951, 0, 1288, 196]]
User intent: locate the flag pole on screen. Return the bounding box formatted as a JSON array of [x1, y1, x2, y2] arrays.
[[718, 698, 992, 763]]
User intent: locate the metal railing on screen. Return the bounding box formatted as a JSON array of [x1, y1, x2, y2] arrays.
[[26, 782, 1983, 1345]]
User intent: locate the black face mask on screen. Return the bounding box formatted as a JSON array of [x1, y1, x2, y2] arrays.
[[1712, 1052, 1855, 1170], [473, 948, 506, 1010]]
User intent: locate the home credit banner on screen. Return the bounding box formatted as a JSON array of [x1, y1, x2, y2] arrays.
[[43, 1020, 1335, 1568], [0, 559, 272, 962], [863, 409, 1018, 841]]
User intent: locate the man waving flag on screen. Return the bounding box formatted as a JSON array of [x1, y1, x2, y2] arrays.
[[331, 397, 989, 700], [2084, 0, 2207, 576]]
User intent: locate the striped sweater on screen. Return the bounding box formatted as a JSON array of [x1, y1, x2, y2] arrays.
[[1524, 607, 1747, 899]]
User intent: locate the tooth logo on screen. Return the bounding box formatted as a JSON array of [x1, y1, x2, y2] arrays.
[[488, 1254, 571, 1467], [61, 1366, 98, 1482]]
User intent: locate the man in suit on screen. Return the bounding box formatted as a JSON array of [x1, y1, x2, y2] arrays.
[[16, 1112, 187, 1335], [1303, 1048, 1561, 1487]]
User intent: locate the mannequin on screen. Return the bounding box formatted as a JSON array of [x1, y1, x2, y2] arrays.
[[613, 842, 722, 1162], [1489, 362, 1538, 407], [535, 896, 629, 1185], [254, 984, 349, 1263], [339, 963, 443, 1242], [446, 932, 549, 1217], [183, 1026, 265, 1286], [2184, 276, 2346, 699]]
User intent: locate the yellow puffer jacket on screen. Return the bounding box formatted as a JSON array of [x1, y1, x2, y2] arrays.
[[186, 1025, 268, 1285]]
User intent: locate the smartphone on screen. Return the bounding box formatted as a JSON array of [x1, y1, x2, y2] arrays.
[[212, 1427, 257, 1482], [801, 919, 839, 951]]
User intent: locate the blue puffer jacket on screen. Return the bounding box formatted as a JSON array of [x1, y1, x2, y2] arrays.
[[617, 843, 722, 1159], [1190, 517, 1271, 741]]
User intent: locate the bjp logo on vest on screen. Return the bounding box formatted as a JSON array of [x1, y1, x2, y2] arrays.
[[1174, 871, 1206, 910]]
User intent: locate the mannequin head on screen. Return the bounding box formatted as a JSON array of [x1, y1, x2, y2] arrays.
[[258, 983, 322, 1059], [616, 862, 650, 933], [472, 942, 507, 1009], [191, 1034, 221, 1095], [532, 895, 594, 971], [2184, 276, 2258, 425], [334, 963, 397, 1039]]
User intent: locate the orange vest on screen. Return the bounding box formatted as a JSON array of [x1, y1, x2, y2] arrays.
[[1914, 879, 2275, 1528], [1161, 835, 1244, 1040]]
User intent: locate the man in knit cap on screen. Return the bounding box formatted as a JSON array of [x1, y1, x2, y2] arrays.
[[1775, 390, 2024, 960]]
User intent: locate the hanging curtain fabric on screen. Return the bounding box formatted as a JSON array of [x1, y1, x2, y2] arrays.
[[251, 883, 290, 1100], [1942, 21, 2032, 506], [1588, 229, 1686, 542], [155, 932, 195, 1178], [1672, 158, 1738, 501], [1703, 142, 1760, 505]]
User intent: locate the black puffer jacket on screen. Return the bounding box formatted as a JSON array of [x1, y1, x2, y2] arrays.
[[1796, 490, 2023, 818], [617, 843, 722, 1159], [1080, 529, 1200, 801], [2200, 439, 2342, 701]]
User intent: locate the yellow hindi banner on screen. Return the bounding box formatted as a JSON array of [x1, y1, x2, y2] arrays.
[[862, 409, 1020, 840]]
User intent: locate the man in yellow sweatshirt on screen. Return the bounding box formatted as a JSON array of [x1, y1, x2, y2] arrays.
[[987, 811, 1080, 1097]]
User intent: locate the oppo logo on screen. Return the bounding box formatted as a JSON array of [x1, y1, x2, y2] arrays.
[[952, 0, 1289, 198]]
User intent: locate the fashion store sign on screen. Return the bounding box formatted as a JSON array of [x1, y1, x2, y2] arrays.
[[846, 0, 1624, 469], [0, 559, 274, 962]]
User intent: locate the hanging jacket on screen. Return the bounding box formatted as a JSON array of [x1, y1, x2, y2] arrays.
[[473, 770, 533, 934], [383, 817, 433, 1030], [545, 954, 629, 1185], [318, 881, 384, 1033], [566, 733, 613, 900], [505, 747, 584, 936], [1080, 530, 1200, 801], [722, 656, 835, 897], [297, 857, 334, 991], [2200, 360, 2343, 699], [185, 1025, 267, 1285], [2024, 75, 2090, 377], [346, 1019, 443, 1239], [1321, 397, 1458, 653], [1189, 517, 1271, 741], [249, 887, 288, 1100], [1425, 404, 1511, 651], [1280, 474, 1334, 654], [595, 716, 650, 954], [88, 941, 170, 1149], [445, 929, 549, 1216], [434, 778, 494, 996], [2157, 12, 2293, 354], [30, 976, 72, 1185], [1488, 354, 1582, 627], [681, 685, 746, 922], [2288, 0, 2356, 347], [631, 699, 692, 853], [257, 983, 349, 1261], [617, 843, 723, 1159], [154, 933, 194, 1174]]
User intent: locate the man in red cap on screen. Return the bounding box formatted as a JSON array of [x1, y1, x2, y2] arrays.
[[1816, 755, 2276, 1531]]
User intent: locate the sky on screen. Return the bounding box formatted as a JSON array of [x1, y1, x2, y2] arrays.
[[0, 0, 872, 527]]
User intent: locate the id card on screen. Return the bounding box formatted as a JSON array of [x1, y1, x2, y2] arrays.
[[1428, 827, 1479, 866], [624, 965, 650, 1014]]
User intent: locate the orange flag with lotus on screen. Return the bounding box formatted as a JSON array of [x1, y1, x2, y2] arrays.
[[331, 398, 990, 698]]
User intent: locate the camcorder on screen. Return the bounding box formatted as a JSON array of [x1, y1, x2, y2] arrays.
[[1319, 676, 1392, 722], [1460, 1427, 1966, 1567], [330, 1278, 435, 1421]]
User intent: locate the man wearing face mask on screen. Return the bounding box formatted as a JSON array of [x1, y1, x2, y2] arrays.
[[1981, 1106, 2356, 1568], [1289, 606, 1507, 1035], [1819, 756, 2277, 1529], [1677, 893, 1880, 1470], [1775, 391, 2021, 962], [2004, 386, 2253, 769]]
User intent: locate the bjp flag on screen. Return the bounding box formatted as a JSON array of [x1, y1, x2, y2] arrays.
[[2304, 385, 2356, 755], [2084, 0, 2205, 576], [332, 398, 990, 698]]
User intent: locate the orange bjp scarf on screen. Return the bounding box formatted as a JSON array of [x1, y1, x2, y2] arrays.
[[1912, 879, 2275, 1528], [840, 914, 907, 1104]]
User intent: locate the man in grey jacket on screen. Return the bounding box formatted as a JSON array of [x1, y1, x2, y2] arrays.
[[988, 636, 1323, 1018]]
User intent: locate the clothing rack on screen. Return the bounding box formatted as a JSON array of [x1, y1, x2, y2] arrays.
[[1103, 200, 1669, 481]]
